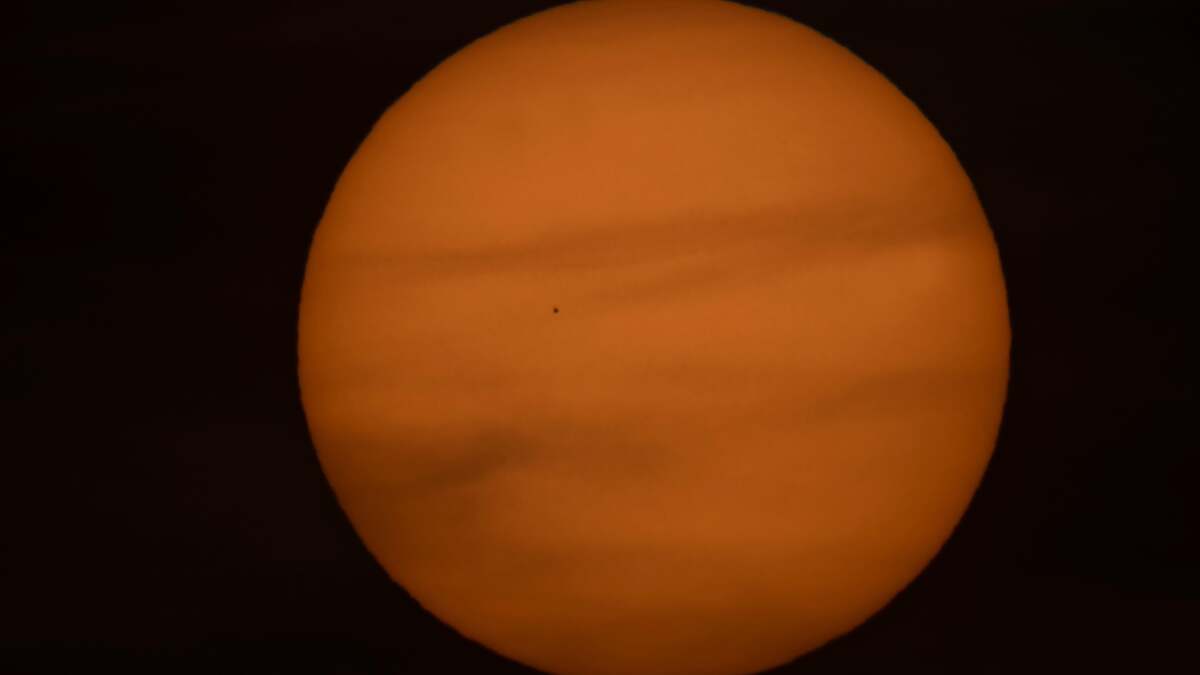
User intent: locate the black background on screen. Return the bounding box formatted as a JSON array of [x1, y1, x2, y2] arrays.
[[3, 1, 1195, 672]]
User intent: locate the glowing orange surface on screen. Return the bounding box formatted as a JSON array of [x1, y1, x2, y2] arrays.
[[298, 2, 1010, 673]]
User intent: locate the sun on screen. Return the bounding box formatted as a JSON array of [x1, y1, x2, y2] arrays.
[[298, 2, 1010, 673]]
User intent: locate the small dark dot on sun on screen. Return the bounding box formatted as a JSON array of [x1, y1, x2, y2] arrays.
[[553, 307, 559, 314]]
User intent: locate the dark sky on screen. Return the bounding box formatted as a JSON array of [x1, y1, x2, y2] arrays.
[[2, 1, 1194, 673]]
